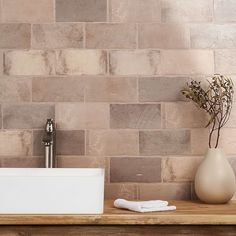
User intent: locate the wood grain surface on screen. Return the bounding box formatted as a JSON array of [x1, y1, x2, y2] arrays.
[[0, 200, 235, 225]]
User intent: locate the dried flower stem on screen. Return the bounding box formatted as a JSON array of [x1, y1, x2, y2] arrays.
[[181, 74, 234, 148]]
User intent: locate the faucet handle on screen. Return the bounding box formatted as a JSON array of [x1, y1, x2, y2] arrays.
[[45, 118, 55, 133]]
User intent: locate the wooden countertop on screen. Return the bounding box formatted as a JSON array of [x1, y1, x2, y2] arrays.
[[0, 200, 235, 225]]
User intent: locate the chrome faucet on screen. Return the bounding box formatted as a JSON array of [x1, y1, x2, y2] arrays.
[[42, 119, 56, 168]]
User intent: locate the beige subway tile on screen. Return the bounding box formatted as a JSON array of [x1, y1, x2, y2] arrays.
[[32, 23, 83, 49], [85, 77, 137, 102], [32, 77, 84, 102], [139, 23, 190, 49], [2, 0, 54, 23], [56, 130, 85, 155], [214, 0, 236, 22], [162, 0, 213, 23], [86, 23, 136, 49], [56, 0, 106, 22], [87, 130, 139, 156], [57, 156, 105, 168], [139, 77, 190, 102], [226, 104, 236, 128], [58, 156, 109, 181], [110, 50, 160, 75], [0, 157, 44, 168], [105, 184, 138, 200], [3, 104, 54, 129], [139, 183, 191, 200], [191, 24, 236, 49], [110, 0, 161, 22], [160, 50, 214, 75], [110, 157, 161, 183], [33, 130, 85, 156], [0, 23, 30, 49], [215, 50, 236, 74], [139, 130, 191, 155], [191, 128, 209, 155], [165, 102, 208, 128], [56, 50, 107, 75], [229, 158, 236, 176], [110, 104, 161, 129], [0, 77, 31, 102], [0, 131, 31, 156], [4, 50, 56, 76], [220, 129, 236, 155], [32, 130, 44, 156], [56, 103, 109, 129], [162, 157, 202, 182]]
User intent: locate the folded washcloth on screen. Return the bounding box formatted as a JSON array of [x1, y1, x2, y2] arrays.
[[114, 199, 176, 213]]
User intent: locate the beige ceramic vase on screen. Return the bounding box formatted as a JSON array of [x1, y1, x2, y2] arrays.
[[195, 148, 236, 204]]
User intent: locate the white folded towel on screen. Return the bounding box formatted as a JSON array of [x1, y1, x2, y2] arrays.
[[114, 199, 176, 213]]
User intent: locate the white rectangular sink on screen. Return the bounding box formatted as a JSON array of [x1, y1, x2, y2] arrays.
[[0, 168, 104, 214]]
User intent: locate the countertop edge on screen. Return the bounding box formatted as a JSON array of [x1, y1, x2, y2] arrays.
[[0, 200, 235, 226], [0, 214, 235, 226]]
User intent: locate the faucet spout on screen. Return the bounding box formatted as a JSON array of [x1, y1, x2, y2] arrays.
[[42, 119, 56, 168]]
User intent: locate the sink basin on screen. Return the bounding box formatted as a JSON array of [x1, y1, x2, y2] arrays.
[[0, 168, 104, 214]]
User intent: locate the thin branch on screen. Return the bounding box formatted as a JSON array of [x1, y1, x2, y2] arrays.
[[181, 74, 234, 149]]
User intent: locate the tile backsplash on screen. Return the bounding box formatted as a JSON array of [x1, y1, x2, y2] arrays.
[[0, 0, 236, 200]]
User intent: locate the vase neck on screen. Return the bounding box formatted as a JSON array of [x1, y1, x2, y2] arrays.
[[206, 148, 225, 160]]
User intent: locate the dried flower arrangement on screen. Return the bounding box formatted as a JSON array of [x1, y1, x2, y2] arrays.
[[181, 74, 234, 148]]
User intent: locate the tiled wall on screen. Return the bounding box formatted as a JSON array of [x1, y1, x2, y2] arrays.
[[0, 0, 236, 200]]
